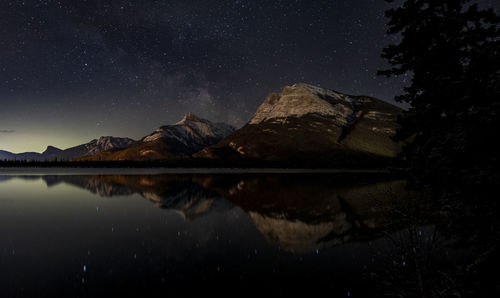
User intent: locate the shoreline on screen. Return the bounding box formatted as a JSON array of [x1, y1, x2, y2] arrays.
[[0, 167, 392, 175]]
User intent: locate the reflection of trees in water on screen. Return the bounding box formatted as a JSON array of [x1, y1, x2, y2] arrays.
[[12, 173, 419, 253]]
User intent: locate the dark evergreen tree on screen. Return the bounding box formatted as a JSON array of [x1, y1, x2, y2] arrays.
[[380, 1, 499, 294], [380, 0, 499, 208]]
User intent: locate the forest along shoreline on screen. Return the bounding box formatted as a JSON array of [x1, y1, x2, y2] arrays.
[[0, 167, 392, 175]]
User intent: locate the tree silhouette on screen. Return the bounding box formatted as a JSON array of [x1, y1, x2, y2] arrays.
[[380, 0, 499, 207], [380, 2, 499, 294]]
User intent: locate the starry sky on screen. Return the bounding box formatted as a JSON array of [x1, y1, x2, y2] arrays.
[[1, 0, 498, 153]]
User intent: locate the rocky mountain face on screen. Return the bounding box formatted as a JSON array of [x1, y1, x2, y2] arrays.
[[195, 83, 402, 165], [60, 136, 136, 160], [89, 137, 136, 155], [142, 113, 234, 150], [81, 113, 235, 161]]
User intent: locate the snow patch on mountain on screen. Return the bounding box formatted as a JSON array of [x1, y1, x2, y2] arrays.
[[142, 113, 235, 145], [85, 136, 135, 155]]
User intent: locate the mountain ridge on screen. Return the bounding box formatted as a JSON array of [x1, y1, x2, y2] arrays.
[[0, 136, 135, 161], [1, 84, 402, 165], [195, 83, 402, 164], [78, 113, 235, 161]]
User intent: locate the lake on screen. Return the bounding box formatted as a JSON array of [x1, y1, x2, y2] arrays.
[[0, 170, 420, 297]]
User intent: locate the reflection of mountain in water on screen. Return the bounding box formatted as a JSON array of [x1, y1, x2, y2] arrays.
[[0, 176, 14, 183], [43, 175, 135, 196], [196, 174, 410, 252], [41, 175, 232, 222], [249, 212, 352, 253], [4, 173, 411, 253]]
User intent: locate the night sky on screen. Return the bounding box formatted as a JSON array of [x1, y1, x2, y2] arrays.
[[1, 0, 498, 153]]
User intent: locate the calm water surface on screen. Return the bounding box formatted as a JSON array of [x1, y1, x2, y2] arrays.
[[0, 172, 414, 297]]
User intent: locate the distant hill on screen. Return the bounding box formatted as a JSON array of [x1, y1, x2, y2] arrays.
[[0, 150, 42, 161], [0, 137, 135, 161]]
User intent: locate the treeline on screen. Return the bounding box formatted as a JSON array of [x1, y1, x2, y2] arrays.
[[0, 155, 400, 169]]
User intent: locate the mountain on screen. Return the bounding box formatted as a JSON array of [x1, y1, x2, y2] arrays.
[[0, 150, 15, 160], [1, 84, 400, 165], [195, 83, 402, 165], [43, 146, 62, 156], [0, 137, 135, 161], [80, 113, 235, 161], [59, 136, 135, 160], [41, 146, 63, 160], [0, 147, 60, 161]]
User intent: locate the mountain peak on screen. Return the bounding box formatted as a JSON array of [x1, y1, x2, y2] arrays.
[[197, 83, 402, 161], [86, 136, 135, 155], [42, 145, 62, 155], [143, 114, 235, 148], [291, 83, 348, 99], [249, 83, 359, 125], [292, 82, 323, 89], [97, 136, 116, 142], [180, 112, 201, 122]]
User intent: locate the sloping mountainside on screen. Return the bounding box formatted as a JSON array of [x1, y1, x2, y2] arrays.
[[0, 146, 63, 161], [58, 136, 135, 160], [195, 83, 402, 165], [0, 150, 13, 160], [79, 113, 235, 161], [0, 150, 43, 161], [0, 137, 135, 161]]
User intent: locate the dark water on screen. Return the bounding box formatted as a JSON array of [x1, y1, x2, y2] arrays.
[[0, 172, 416, 297]]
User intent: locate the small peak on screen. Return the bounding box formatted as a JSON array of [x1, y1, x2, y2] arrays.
[[96, 136, 109, 144], [43, 145, 62, 155], [98, 136, 113, 141], [292, 82, 330, 93], [292, 82, 317, 89], [176, 112, 204, 125], [182, 112, 201, 122], [290, 82, 348, 98]]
